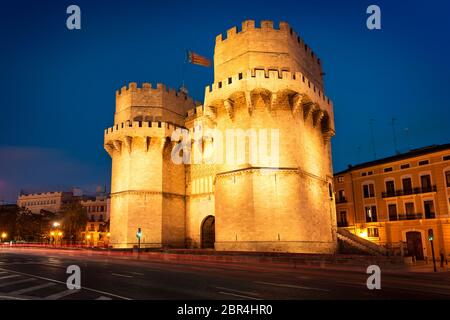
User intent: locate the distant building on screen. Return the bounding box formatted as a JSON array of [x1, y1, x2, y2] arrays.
[[334, 144, 450, 261], [80, 193, 110, 247], [17, 191, 74, 214]]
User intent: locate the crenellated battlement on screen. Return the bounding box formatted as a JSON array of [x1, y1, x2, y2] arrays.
[[104, 120, 183, 137], [214, 20, 324, 89], [216, 20, 320, 65], [116, 82, 195, 105], [114, 82, 196, 127], [204, 68, 333, 115]]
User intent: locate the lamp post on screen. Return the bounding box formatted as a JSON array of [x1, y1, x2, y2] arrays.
[[51, 222, 62, 247], [136, 228, 142, 253], [428, 229, 437, 272], [86, 234, 91, 247], [1, 232, 7, 243]]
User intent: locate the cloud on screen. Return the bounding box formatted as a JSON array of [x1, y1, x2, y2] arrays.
[[0, 146, 109, 203]]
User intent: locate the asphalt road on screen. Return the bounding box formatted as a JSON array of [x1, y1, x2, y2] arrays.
[[0, 247, 449, 300]]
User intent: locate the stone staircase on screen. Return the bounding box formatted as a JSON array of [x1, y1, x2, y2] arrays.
[[337, 229, 387, 256]]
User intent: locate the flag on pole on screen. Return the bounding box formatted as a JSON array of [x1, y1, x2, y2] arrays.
[[187, 50, 211, 67]]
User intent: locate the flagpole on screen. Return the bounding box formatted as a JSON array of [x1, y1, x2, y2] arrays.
[[181, 49, 189, 92]]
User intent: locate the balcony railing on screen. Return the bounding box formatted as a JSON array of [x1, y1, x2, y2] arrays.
[[382, 185, 437, 198], [336, 197, 347, 204], [398, 213, 423, 220], [425, 212, 436, 219]]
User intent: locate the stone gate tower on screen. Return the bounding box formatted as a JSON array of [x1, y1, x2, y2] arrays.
[[199, 20, 337, 253], [104, 83, 195, 248], [105, 20, 337, 253]]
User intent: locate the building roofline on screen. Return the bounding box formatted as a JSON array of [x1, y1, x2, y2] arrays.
[[334, 143, 450, 176]]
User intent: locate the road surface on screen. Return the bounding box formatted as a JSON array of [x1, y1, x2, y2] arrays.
[[0, 247, 449, 300]]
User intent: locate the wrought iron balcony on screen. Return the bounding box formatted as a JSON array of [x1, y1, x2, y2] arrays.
[[382, 185, 437, 198], [425, 212, 436, 219], [398, 213, 423, 220], [336, 197, 347, 204]]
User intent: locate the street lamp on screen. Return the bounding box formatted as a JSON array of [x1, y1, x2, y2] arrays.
[[1, 232, 7, 242], [50, 222, 62, 247]]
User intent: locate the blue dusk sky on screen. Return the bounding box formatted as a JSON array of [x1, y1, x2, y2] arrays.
[[0, 0, 449, 202]]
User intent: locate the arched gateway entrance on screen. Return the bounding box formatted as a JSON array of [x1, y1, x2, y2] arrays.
[[201, 215, 215, 249]]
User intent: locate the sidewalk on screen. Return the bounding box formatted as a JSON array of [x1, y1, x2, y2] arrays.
[[406, 261, 450, 273]]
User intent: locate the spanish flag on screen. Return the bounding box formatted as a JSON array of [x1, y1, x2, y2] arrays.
[[187, 50, 211, 67]]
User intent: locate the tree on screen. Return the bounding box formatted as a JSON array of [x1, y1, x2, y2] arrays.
[[0, 205, 54, 242], [59, 201, 88, 243]]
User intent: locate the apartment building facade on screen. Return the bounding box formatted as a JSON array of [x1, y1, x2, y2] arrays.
[[334, 144, 450, 261]]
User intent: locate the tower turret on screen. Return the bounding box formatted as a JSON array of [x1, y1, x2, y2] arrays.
[[105, 83, 196, 248]]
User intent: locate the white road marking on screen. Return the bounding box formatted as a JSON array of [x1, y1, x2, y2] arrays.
[[9, 282, 56, 295], [129, 272, 144, 276], [254, 281, 330, 292], [44, 289, 81, 300], [0, 267, 132, 300], [0, 275, 21, 280], [112, 273, 133, 278], [0, 278, 37, 288], [0, 295, 27, 300], [0, 271, 7, 274], [218, 291, 261, 300], [215, 286, 260, 296], [96, 296, 113, 300]]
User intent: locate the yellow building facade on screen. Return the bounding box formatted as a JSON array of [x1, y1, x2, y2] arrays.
[[104, 20, 337, 253], [335, 144, 450, 261], [80, 195, 110, 247]]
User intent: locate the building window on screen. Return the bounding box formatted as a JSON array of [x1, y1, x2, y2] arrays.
[[338, 211, 348, 227], [368, 171, 373, 176], [402, 177, 413, 194], [420, 174, 432, 191], [424, 200, 435, 219], [445, 171, 450, 187], [363, 184, 375, 198], [361, 172, 367, 177], [337, 190, 346, 202], [368, 227, 379, 238], [400, 163, 410, 169], [337, 176, 344, 183], [418, 160, 429, 166], [444, 155, 450, 161], [365, 206, 377, 222], [404, 202, 415, 219], [384, 167, 393, 172], [388, 204, 398, 221], [91, 215, 95, 221], [385, 180, 395, 196]]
